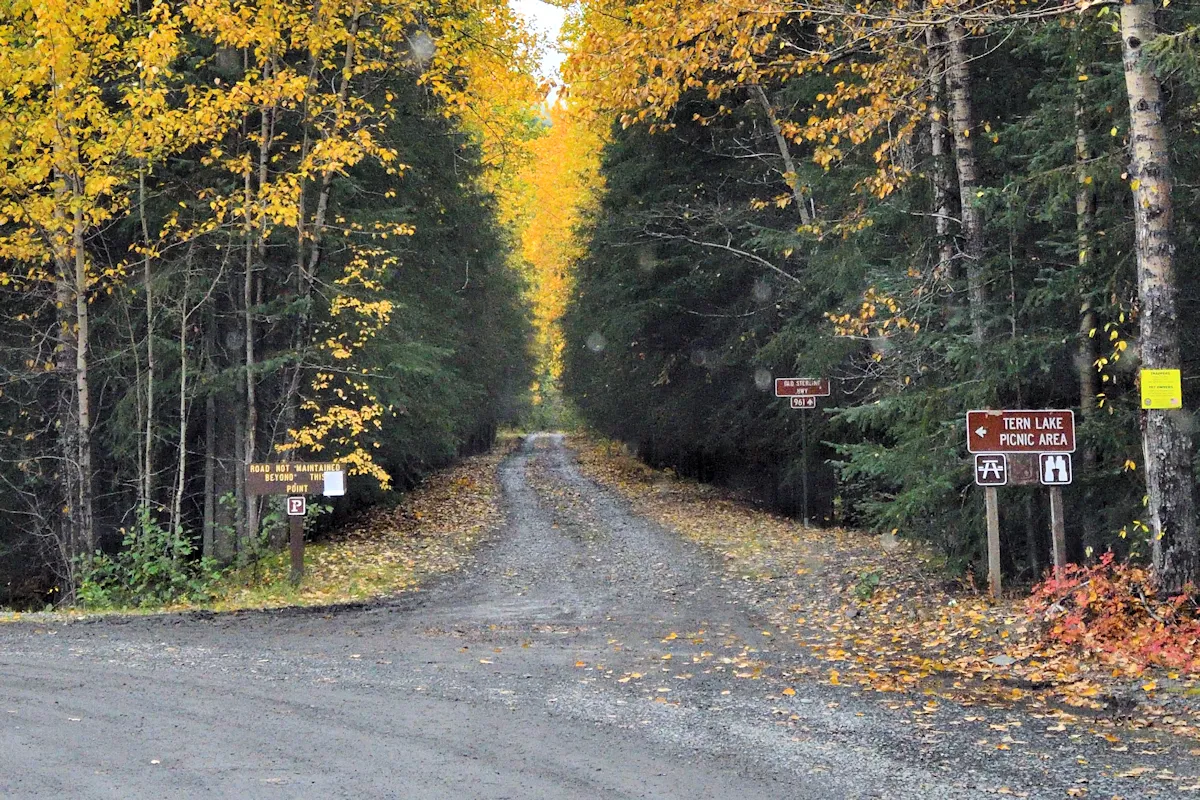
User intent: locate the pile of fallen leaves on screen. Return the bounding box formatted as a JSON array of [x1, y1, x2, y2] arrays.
[[570, 434, 1200, 736], [208, 446, 509, 610], [1029, 554, 1200, 675]]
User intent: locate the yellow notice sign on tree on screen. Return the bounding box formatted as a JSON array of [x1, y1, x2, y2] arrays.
[[1141, 369, 1183, 409]]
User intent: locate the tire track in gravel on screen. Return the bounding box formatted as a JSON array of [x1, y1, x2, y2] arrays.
[[2, 434, 1194, 798]]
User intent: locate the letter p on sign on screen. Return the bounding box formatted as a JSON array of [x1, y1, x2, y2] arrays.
[[287, 496, 307, 516]]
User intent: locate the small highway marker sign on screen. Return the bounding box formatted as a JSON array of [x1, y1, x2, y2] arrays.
[[1140, 369, 1182, 409], [790, 396, 817, 409], [287, 496, 307, 516], [974, 454, 1008, 486], [1039, 453, 1072, 486], [775, 377, 830, 398], [966, 410, 1075, 454]]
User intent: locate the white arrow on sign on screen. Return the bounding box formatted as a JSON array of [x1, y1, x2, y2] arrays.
[[975, 426, 988, 438]]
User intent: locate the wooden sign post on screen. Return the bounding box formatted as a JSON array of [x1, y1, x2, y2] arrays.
[[985, 486, 1001, 597], [286, 496, 307, 585], [776, 378, 831, 527], [247, 462, 346, 587], [1039, 453, 1072, 570], [973, 454, 1007, 595], [968, 410, 1076, 596]]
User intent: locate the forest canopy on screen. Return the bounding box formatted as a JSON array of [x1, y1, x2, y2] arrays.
[[0, 0, 537, 605], [560, 0, 1200, 590]]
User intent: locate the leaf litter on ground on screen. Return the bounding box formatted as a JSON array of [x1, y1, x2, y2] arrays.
[[569, 434, 1200, 749], [206, 446, 511, 611]]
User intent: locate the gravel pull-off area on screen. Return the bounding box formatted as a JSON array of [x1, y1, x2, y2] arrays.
[[1, 434, 1196, 798]]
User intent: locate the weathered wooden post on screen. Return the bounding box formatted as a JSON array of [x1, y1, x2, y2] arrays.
[[246, 462, 347, 588], [969, 410, 1076, 596], [775, 377, 830, 528], [985, 485, 1002, 597], [287, 496, 307, 586]]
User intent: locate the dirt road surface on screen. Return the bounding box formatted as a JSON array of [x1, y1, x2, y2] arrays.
[[2, 435, 1194, 798]]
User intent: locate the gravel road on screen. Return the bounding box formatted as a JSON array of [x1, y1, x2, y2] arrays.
[[1, 434, 1195, 799]]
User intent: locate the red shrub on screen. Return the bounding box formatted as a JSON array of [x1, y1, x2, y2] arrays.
[[1028, 553, 1200, 675]]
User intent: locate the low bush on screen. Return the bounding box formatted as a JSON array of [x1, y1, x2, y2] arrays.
[[77, 510, 221, 609], [1028, 553, 1200, 674]]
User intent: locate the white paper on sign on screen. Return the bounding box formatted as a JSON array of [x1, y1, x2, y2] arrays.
[[323, 470, 346, 497]]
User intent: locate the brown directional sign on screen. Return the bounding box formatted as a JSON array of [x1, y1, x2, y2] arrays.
[[966, 410, 1075, 454], [775, 377, 830, 398], [247, 462, 345, 496]]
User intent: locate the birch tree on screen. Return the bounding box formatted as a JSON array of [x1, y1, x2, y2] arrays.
[[1119, 0, 1197, 591]]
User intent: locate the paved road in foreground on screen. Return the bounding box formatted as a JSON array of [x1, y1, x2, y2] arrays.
[[1, 435, 1194, 798]]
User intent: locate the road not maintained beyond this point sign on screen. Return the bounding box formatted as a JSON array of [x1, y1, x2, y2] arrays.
[[1141, 369, 1182, 409], [967, 410, 1075, 454], [247, 462, 347, 496], [775, 377, 830, 398]]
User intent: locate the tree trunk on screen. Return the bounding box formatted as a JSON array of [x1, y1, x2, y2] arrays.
[[203, 359, 216, 561], [72, 205, 95, 559], [1120, 0, 1198, 591], [1074, 84, 1100, 558], [750, 83, 813, 226], [945, 20, 987, 344], [171, 267, 191, 556], [926, 27, 956, 283], [243, 163, 260, 558], [55, 267, 81, 590], [140, 167, 155, 518]]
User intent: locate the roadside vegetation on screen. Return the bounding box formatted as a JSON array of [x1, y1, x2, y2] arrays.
[[560, 1, 1200, 597], [1, 444, 510, 618], [0, 0, 538, 609], [572, 434, 1200, 745]]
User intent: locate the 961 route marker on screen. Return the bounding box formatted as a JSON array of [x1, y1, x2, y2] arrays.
[[774, 377, 830, 529]]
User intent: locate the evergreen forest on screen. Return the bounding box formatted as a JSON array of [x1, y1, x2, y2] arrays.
[[561, 0, 1200, 592], [3, 0, 1200, 608], [0, 0, 536, 605]]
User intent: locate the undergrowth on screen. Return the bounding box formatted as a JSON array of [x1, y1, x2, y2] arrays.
[[1029, 552, 1200, 674]]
